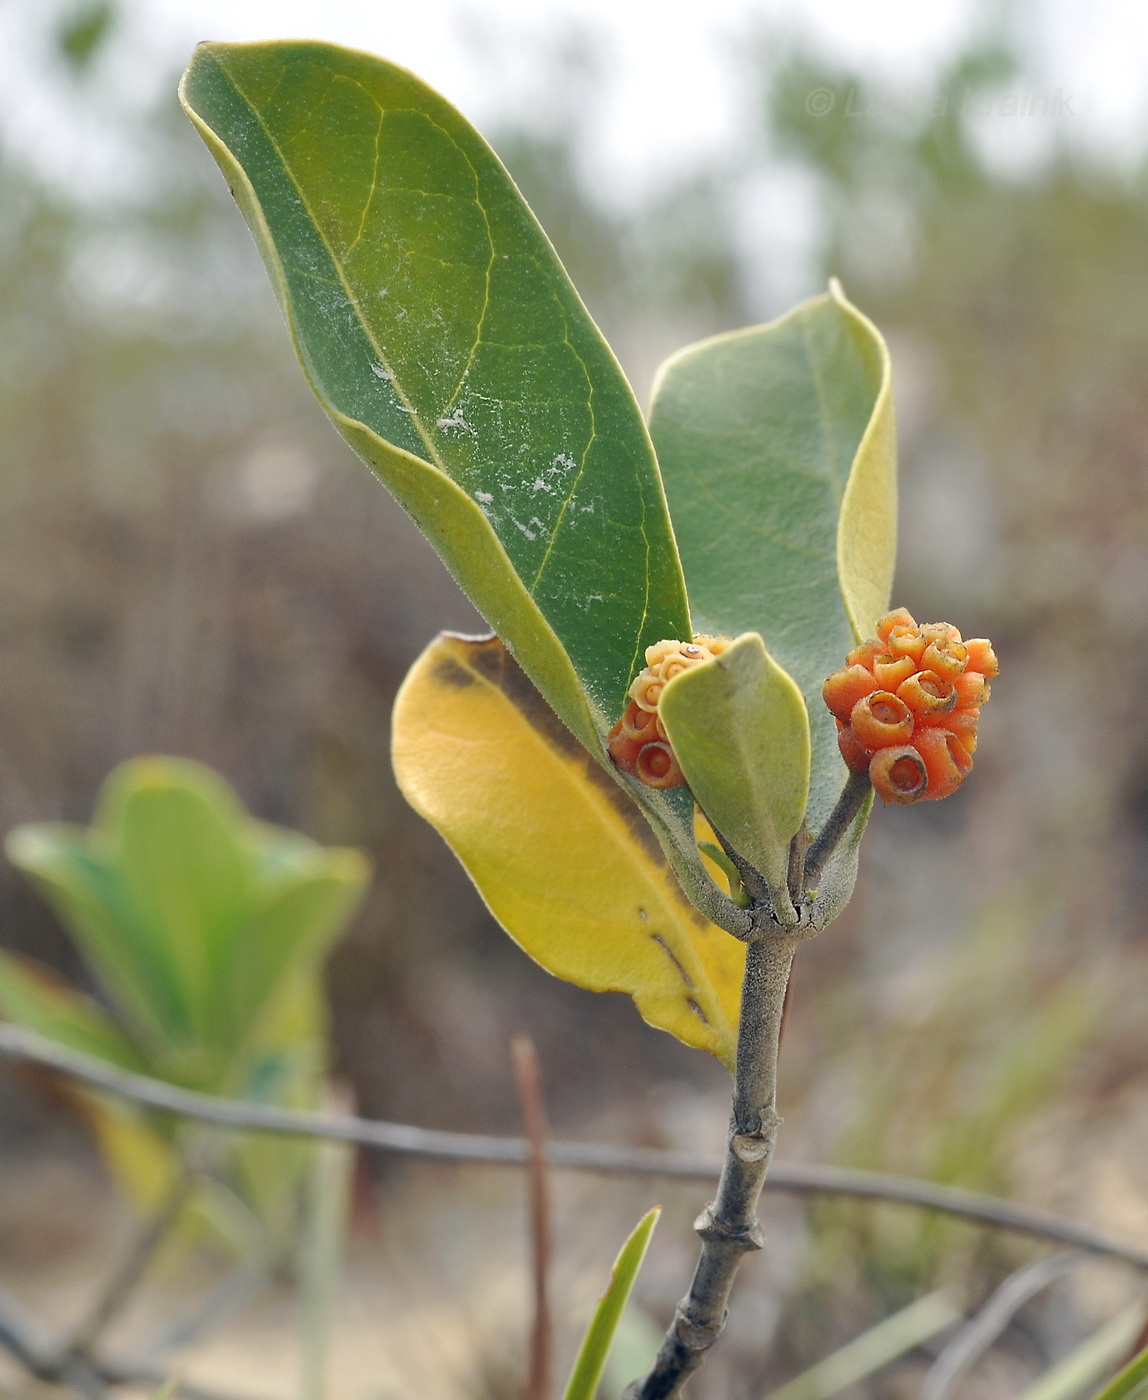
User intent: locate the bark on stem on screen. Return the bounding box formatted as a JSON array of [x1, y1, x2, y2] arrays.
[[624, 931, 798, 1400]]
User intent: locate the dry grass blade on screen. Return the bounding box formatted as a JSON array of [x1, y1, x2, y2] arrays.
[[512, 1035, 553, 1400]]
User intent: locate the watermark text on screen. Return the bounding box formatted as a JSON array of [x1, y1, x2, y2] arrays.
[[803, 86, 1077, 121]]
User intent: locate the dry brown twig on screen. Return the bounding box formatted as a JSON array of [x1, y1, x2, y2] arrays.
[[512, 1036, 553, 1400]]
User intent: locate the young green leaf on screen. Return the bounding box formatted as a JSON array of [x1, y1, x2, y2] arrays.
[[561, 1206, 661, 1400], [649, 282, 895, 834], [179, 41, 691, 751], [658, 633, 810, 895], [392, 633, 746, 1067]]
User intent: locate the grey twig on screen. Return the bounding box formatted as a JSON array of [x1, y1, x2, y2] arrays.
[[804, 771, 871, 887], [625, 931, 799, 1399], [97, 1356, 264, 1400], [0, 1282, 266, 1400], [137, 1255, 277, 1361], [512, 1036, 552, 1400], [3, 1023, 1148, 1270], [921, 1251, 1089, 1400], [0, 1287, 106, 1399], [0, 1283, 52, 1371], [62, 1168, 195, 1356]]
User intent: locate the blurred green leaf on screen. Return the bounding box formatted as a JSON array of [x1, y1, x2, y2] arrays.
[[6, 756, 369, 1091], [56, 2, 116, 73], [179, 40, 691, 753], [649, 283, 895, 833], [660, 633, 809, 893], [561, 1205, 660, 1400], [4, 757, 369, 1249], [0, 952, 143, 1069]]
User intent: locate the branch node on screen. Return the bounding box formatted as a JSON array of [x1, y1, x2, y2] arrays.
[[731, 1130, 775, 1163], [692, 1204, 765, 1252], [672, 1304, 726, 1352]]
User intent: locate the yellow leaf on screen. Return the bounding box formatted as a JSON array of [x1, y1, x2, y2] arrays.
[[392, 634, 745, 1068]]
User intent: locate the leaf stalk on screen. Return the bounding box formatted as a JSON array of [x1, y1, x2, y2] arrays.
[[804, 771, 871, 888]]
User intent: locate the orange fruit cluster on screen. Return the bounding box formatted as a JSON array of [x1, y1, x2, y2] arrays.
[[607, 635, 733, 789], [823, 608, 998, 805]]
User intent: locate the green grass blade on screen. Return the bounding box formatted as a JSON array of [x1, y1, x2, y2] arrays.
[[561, 1206, 660, 1400], [1013, 1302, 1145, 1400], [762, 1290, 962, 1400], [1079, 1309, 1148, 1400]]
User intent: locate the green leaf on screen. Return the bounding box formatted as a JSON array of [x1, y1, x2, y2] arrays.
[[0, 951, 145, 1070], [659, 633, 810, 894], [561, 1206, 660, 1400], [101, 758, 254, 1054], [649, 281, 896, 834], [179, 41, 691, 752], [223, 839, 369, 1081], [7, 820, 191, 1059]]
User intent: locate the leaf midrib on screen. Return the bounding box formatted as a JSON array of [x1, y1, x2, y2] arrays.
[[801, 312, 850, 510]]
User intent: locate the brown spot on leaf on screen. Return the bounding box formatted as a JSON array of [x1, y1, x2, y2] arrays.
[[651, 934, 695, 990]]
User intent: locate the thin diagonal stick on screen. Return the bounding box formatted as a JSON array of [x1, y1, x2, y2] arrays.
[[921, 1251, 1087, 1400], [512, 1035, 552, 1400], [63, 1168, 195, 1356]]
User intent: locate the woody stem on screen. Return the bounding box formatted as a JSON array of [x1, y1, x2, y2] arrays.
[[623, 928, 798, 1400]]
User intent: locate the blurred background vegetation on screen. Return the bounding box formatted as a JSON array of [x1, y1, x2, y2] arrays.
[[3, 2, 1148, 1397]]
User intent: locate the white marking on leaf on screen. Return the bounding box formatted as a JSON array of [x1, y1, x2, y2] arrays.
[[436, 406, 468, 431]]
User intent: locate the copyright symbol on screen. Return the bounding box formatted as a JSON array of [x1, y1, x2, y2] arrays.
[[805, 87, 836, 117]]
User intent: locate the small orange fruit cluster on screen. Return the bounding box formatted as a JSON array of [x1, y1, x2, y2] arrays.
[[823, 608, 998, 805], [607, 635, 733, 789]]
